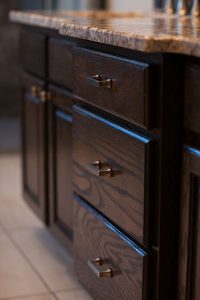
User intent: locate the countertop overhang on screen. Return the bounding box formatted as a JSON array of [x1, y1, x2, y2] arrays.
[[9, 10, 200, 57]]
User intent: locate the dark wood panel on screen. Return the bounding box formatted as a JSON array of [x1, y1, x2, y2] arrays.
[[185, 63, 200, 135], [74, 196, 150, 300], [0, 8, 21, 117], [157, 54, 184, 300], [48, 38, 74, 89], [20, 28, 46, 77], [74, 47, 153, 129], [48, 85, 74, 253], [178, 147, 200, 300], [73, 106, 153, 246], [22, 73, 47, 222]]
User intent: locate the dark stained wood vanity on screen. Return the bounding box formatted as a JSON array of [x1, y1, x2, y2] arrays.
[[10, 11, 200, 300]]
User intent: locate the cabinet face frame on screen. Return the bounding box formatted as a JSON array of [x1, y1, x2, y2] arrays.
[[48, 85, 74, 253], [178, 146, 200, 300], [21, 73, 47, 223]]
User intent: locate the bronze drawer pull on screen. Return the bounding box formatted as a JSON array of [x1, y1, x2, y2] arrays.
[[39, 91, 51, 103], [87, 258, 113, 278], [86, 75, 112, 89], [98, 168, 113, 177], [31, 85, 41, 97], [90, 160, 102, 169], [89, 161, 115, 177]]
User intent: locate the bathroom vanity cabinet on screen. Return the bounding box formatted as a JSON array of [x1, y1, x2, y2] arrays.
[[13, 14, 200, 299]]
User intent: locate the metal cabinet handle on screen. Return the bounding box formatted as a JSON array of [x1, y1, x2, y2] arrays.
[[86, 75, 112, 89], [39, 91, 51, 103], [90, 160, 102, 169], [165, 0, 177, 14], [89, 161, 118, 178], [193, 0, 200, 16], [178, 0, 191, 15], [98, 168, 113, 177], [88, 258, 113, 278], [31, 85, 41, 97]]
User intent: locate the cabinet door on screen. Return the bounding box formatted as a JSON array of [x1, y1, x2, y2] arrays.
[[48, 85, 74, 253], [178, 146, 200, 300], [22, 73, 47, 222]]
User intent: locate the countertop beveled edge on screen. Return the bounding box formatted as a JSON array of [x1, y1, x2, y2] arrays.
[[9, 10, 200, 57]]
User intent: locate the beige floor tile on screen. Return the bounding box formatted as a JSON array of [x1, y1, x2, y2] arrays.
[[0, 228, 48, 299], [0, 153, 42, 230], [9, 228, 81, 292], [55, 289, 93, 300], [0, 196, 43, 230], [6, 293, 56, 300], [0, 154, 22, 199]]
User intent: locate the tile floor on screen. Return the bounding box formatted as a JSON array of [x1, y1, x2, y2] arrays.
[[0, 153, 92, 300]]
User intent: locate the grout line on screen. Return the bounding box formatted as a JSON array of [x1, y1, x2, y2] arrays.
[[1, 226, 43, 232], [52, 287, 82, 294], [51, 293, 59, 300], [1, 225, 53, 294]]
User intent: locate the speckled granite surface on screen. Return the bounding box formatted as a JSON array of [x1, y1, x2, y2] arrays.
[[9, 10, 200, 57]]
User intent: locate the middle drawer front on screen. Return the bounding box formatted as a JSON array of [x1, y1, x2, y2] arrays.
[[73, 106, 153, 246]]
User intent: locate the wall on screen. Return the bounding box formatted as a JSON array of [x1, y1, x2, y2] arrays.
[[0, 0, 20, 118], [55, 0, 104, 10], [55, 0, 153, 11], [108, 0, 153, 12]]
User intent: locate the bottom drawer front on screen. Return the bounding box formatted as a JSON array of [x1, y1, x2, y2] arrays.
[[74, 197, 148, 300]]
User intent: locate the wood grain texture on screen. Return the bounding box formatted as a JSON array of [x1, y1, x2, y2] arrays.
[[74, 197, 149, 300], [74, 47, 152, 129], [48, 38, 75, 89], [73, 106, 153, 246], [22, 72, 47, 222], [185, 63, 200, 135], [48, 85, 75, 253], [20, 28, 46, 77], [178, 147, 200, 300]]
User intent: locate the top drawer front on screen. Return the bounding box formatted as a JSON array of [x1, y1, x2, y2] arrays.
[[20, 29, 46, 77], [73, 106, 153, 246], [74, 48, 151, 129], [48, 38, 74, 89], [185, 63, 200, 134]]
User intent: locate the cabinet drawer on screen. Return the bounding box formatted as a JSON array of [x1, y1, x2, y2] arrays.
[[20, 29, 46, 77], [185, 63, 200, 135], [74, 197, 149, 300], [48, 38, 74, 89], [74, 47, 152, 128], [73, 106, 153, 246]]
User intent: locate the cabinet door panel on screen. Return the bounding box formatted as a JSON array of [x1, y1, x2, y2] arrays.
[[24, 96, 40, 200], [22, 73, 47, 222], [55, 110, 73, 234], [49, 86, 74, 253], [178, 147, 200, 300]]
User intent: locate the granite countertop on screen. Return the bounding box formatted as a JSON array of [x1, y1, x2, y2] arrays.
[[9, 10, 200, 57]]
